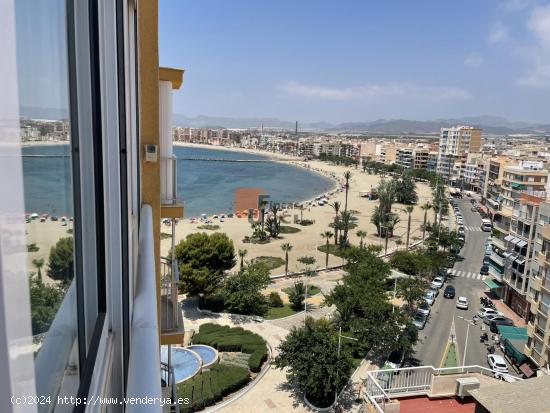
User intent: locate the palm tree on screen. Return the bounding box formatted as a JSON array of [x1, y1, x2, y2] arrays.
[[383, 214, 400, 254], [321, 231, 333, 267], [404, 205, 414, 249], [238, 249, 247, 271], [281, 243, 293, 276], [339, 211, 357, 247], [356, 230, 367, 248], [32, 258, 45, 283], [343, 171, 352, 213], [329, 201, 341, 244], [260, 199, 269, 232], [420, 202, 432, 240]]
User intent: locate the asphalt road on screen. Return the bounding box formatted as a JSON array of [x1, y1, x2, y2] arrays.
[[413, 197, 491, 368]]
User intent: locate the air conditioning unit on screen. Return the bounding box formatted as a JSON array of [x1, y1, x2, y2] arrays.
[[456, 377, 480, 397]]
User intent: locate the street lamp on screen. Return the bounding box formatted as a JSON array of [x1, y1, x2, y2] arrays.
[[456, 316, 475, 366], [335, 327, 359, 404]]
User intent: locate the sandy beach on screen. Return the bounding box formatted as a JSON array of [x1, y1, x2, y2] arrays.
[[24, 142, 436, 280], [163, 143, 434, 275]]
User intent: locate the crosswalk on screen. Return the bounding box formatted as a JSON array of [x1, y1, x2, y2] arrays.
[[447, 269, 486, 281], [463, 225, 483, 232]]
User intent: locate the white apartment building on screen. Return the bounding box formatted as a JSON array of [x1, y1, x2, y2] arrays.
[[437, 125, 481, 183]]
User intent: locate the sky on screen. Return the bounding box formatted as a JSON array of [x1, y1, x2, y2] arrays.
[[159, 0, 550, 124]]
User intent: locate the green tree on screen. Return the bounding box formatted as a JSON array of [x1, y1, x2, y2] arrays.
[[175, 232, 236, 296], [329, 201, 341, 245], [321, 231, 333, 267], [325, 246, 418, 358], [397, 277, 427, 312], [281, 243, 293, 276], [288, 281, 306, 310], [222, 262, 270, 315], [395, 173, 418, 204], [47, 237, 74, 284], [420, 202, 432, 240], [356, 230, 367, 249], [338, 211, 357, 248], [238, 249, 247, 271], [32, 258, 45, 283], [29, 276, 64, 335], [390, 250, 432, 278], [343, 171, 352, 213], [274, 318, 354, 408], [269, 291, 284, 308], [403, 205, 414, 249]]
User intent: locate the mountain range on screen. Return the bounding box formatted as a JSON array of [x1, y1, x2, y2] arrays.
[[173, 114, 550, 135]]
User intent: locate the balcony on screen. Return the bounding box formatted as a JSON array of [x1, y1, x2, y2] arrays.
[[492, 237, 506, 251], [362, 365, 522, 412], [527, 320, 536, 337], [537, 250, 550, 266], [160, 156, 184, 219], [160, 257, 185, 345]]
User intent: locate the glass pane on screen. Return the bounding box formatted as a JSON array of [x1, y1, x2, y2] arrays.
[[15, 0, 79, 404]]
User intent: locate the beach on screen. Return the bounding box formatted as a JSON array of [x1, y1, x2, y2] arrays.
[[163, 143, 434, 274]]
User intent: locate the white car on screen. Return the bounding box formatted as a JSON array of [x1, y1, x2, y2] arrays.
[[478, 308, 502, 319], [430, 277, 444, 289], [487, 354, 508, 374], [423, 291, 435, 306], [456, 296, 469, 310]]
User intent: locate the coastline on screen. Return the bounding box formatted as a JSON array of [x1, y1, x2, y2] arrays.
[[173, 142, 342, 211]]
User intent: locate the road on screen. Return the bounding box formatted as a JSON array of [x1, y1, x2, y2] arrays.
[[413, 197, 491, 368]]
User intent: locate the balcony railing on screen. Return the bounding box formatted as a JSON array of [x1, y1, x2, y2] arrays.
[[161, 362, 180, 413], [127, 204, 162, 412], [160, 257, 183, 334], [362, 365, 522, 412]]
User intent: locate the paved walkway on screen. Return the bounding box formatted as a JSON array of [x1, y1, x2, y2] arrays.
[[181, 297, 348, 412]]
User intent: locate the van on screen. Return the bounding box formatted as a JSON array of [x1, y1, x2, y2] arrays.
[[481, 218, 492, 232]]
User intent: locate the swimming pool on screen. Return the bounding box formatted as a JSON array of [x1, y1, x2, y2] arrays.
[[160, 346, 201, 383], [161, 344, 219, 383], [188, 344, 218, 368]]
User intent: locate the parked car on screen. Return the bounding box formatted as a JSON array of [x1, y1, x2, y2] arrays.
[[490, 319, 515, 333], [484, 314, 511, 325], [438, 269, 449, 281], [443, 285, 456, 298], [412, 312, 427, 329], [416, 301, 431, 316], [487, 354, 509, 374], [456, 296, 469, 309], [480, 264, 489, 275], [428, 286, 439, 298], [423, 291, 435, 306], [385, 349, 406, 369], [483, 256, 491, 265], [478, 307, 502, 319], [431, 276, 444, 289]]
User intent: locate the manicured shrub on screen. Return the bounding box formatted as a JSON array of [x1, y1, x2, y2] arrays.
[[269, 291, 284, 307], [177, 363, 250, 412]]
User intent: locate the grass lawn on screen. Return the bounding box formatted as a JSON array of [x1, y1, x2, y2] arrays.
[[197, 224, 220, 231], [265, 304, 299, 319], [317, 243, 350, 258], [441, 342, 459, 374], [160, 232, 172, 239], [279, 225, 301, 234], [250, 256, 285, 270]]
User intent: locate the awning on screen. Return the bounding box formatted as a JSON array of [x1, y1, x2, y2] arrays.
[[497, 325, 528, 341], [517, 240, 528, 248], [519, 363, 536, 378], [510, 237, 521, 245], [484, 278, 504, 289], [504, 235, 514, 242]]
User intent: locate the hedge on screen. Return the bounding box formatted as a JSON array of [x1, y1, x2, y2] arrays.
[[177, 363, 249, 412], [193, 323, 268, 373]]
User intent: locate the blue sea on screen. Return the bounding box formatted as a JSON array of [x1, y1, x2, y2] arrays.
[[22, 145, 334, 217]]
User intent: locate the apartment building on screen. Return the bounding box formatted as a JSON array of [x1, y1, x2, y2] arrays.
[[396, 147, 414, 169], [524, 202, 550, 368], [413, 147, 430, 169], [436, 125, 482, 183], [376, 143, 397, 164], [501, 161, 548, 209]]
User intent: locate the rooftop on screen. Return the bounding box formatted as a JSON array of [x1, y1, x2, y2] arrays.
[[469, 374, 550, 413]]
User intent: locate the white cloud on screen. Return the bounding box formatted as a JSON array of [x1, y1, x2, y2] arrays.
[[488, 22, 510, 44], [517, 4, 550, 87], [464, 54, 484, 67], [280, 81, 471, 101]]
